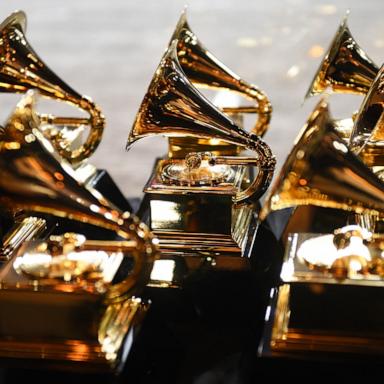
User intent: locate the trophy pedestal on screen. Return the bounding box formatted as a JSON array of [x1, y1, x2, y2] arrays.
[[0, 242, 148, 373], [259, 232, 384, 361], [140, 158, 259, 276]]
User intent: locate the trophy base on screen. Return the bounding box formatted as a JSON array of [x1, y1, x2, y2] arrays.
[[138, 158, 259, 276], [258, 232, 384, 361], [0, 250, 148, 373]]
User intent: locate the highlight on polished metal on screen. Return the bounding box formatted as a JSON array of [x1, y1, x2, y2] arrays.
[[0, 10, 105, 163], [0, 216, 46, 260], [305, 13, 378, 99], [260, 98, 384, 222], [259, 228, 384, 360], [0, 233, 149, 371], [0, 91, 159, 370], [170, 10, 272, 140], [350, 65, 384, 166], [127, 39, 275, 203], [0, 91, 158, 299]]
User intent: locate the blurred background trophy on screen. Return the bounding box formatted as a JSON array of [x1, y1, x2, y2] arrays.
[[257, 16, 384, 363], [0, 91, 158, 371]]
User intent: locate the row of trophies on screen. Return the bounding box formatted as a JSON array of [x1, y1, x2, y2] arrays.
[[0, 8, 382, 374]]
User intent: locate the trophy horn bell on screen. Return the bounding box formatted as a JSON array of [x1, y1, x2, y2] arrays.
[[127, 40, 275, 202], [260, 98, 384, 221], [171, 10, 272, 136], [305, 14, 378, 99]]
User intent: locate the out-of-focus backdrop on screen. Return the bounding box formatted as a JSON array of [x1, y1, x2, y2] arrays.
[[0, 0, 382, 197]]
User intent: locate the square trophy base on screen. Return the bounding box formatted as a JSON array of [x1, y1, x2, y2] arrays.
[[0, 246, 148, 373], [141, 158, 259, 275], [259, 232, 384, 362]]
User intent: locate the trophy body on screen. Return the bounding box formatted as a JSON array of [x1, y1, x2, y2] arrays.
[[0, 238, 148, 372], [259, 231, 384, 361], [127, 13, 275, 279], [143, 157, 258, 262]]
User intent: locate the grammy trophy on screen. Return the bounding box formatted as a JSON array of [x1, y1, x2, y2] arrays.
[[257, 97, 384, 361], [0, 91, 159, 371], [126, 14, 275, 282], [0, 10, 131, 214]]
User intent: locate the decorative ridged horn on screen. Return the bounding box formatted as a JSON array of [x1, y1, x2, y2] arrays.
[[127, 40, 275, 202]]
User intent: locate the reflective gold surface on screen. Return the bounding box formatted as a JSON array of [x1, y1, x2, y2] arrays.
[[351, 66, 384, 159], [0, 216, 46, 260], [0, 238, 148, 370], [0, 91, 158, 299], [260, 98, 384, 222], [127, 39, 275, 203], [305, 14, 378, 98], [0, 11, 105, 164], [170, 11, 272, 139], [260, 230, 384, 359]]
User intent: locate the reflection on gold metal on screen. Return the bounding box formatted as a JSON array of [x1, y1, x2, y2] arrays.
[[0, 11, 105, 163], [351, 66, 384, 161], [126, 11, 274, 266], [169, 10, 272, 141], [161, 151, 235, 186], [127, 40, 275, 203], [260, 98, 384, 222], [0, 237, 149, 371], [305, 14, 378, 98], [259, 231, 384, 360], [332, 116, 354, 140], [0, 216, 46, 261], [297, 225, 376, 280], [0, 91, 158, 299], [12, 233, 140, 295]]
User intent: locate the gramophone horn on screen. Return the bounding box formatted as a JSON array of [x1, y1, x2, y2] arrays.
[[305, 14, 378, 98], [0, 10, 105, 164], [127, 40, 275, 202], [0, 91, 157, 299], [260, 98, 384, 221], [350, 65, 384, 161], [170, 10, 272, 137]]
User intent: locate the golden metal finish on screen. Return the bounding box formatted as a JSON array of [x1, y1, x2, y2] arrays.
[[13, 233, 142, 296], [0, 91, 158, 299], [127, 40, 275, 203], [297, 225, 379, 279], [351, 66, 384, 162], [0, 216, 46, 260], [0, 11, 105, 164], [0, 238, 149, 371], [260, 98, 384, 221], [305, 14, 378, 98], [260, 231, 384, 359], [171, 10, 272, 138]]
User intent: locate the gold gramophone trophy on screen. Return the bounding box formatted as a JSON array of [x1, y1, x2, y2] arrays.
[[350, 65, 384, 167], [166, 11, 272, 158], [0, 91, 159, 371], [306, 14, 378, 99], [0, 10, 131, 214], [257, 98, 384, 360], [305, 14, 379, 140], [126, 17, 275, 273]]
